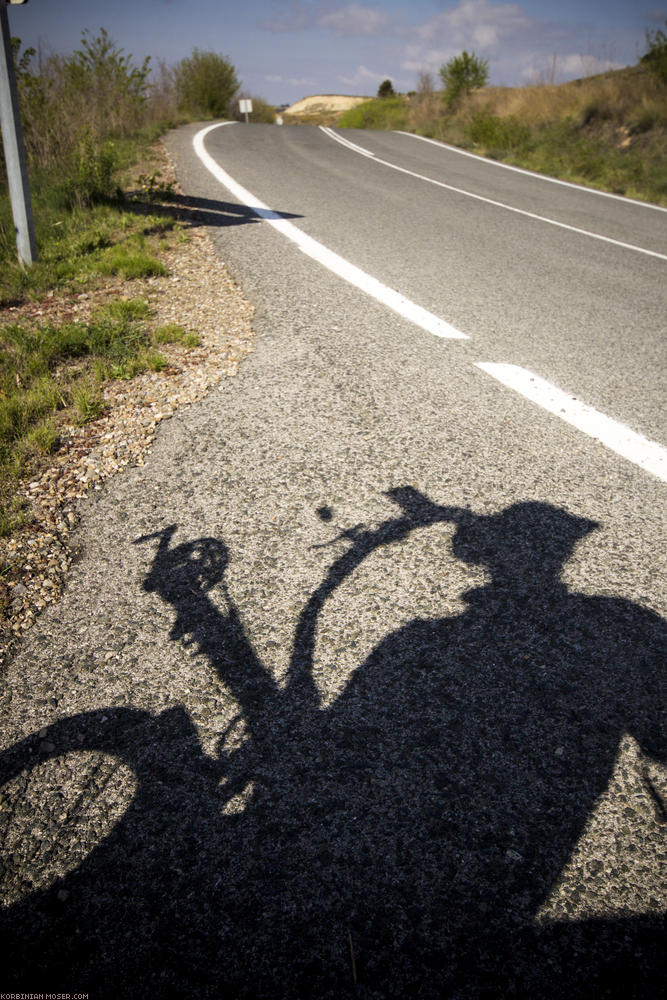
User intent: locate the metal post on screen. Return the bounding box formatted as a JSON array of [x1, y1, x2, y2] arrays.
[[0, 1, 36, 265]]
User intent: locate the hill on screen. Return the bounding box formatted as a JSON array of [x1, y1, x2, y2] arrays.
[[283, 94, 369, 126], [337, 66, 667, 205]]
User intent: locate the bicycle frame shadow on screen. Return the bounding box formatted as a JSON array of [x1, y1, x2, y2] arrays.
[[1, 487, 665, 998]]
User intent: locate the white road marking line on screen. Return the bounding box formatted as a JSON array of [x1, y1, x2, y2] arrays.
[[320, 127, 667, 261], [397, 131, 667, 213], [193, 122, 664, 482], [193, 122, 468, 340], [320, 126, 376, 158], [476, 363, 667, 482]]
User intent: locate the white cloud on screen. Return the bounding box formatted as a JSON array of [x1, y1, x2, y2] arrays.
[[261, 1, 389, 37], [265, 73, 314, 86], [402, 0, 619, 86], [339, 64, 390, 87], [320, 4, 388, 36], [415, 0, 531, 51]]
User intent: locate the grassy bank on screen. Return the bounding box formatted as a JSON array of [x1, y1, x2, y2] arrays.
[[0, 142, 199, 538], [339, 66, 667, 205]]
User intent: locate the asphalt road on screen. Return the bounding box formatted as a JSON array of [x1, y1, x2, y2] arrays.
[[0, 123, 665, 999]]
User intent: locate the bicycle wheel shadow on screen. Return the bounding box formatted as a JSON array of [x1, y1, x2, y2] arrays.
[[1, 490, 665, 998]]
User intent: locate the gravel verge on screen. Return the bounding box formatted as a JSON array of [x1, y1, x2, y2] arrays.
[[0, 143, 256, 665]]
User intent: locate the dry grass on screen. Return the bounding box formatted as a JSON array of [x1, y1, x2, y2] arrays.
[[462, 66, 666, 127], [400, 65, 667, 204]]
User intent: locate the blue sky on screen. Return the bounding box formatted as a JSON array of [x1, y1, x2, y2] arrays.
[[7, 1, 665, 106]]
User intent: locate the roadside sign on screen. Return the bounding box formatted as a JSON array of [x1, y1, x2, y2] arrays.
[[239, 98, 253, 122]]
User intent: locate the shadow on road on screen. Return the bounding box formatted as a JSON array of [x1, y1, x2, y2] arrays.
[[1, 488, 664, 997], [121, 191, 303, 231]]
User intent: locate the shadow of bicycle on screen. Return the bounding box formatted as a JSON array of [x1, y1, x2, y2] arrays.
[[1, 489, 664, 998]]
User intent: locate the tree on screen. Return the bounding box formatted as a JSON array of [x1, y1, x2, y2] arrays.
[[377, 78, 395, 98], [641, 19, 667, 84], [174, 49, 239, 119], [439, 51, 488, 107]]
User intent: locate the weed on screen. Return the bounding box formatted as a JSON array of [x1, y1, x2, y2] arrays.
[[580, 99, 615, 126], [339, 96, 410, 130], [97, 246, 167, 279], [72, 384, 104, 425], [145, 350, 168, 372], [0, 495, 29, 538], [153, 323, 200, 347], [0, 292, 164, 501], [465, 113, 531, 154], [628, 110, 659, 134], [63, 135, 121, 208], [18, 418, 59, 458], [102, 298, 151, 321], [134, 170, 177, 202]]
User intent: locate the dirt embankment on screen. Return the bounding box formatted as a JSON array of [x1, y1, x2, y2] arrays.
[[283, 94, 369, 125]]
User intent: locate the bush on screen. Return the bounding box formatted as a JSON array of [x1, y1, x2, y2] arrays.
[[174, 49, 239, 119], [14, 29, 151, 175], [63, 135, 120, 208], [641, 20, 667, 84], [440, 51, 489, 108], [465, 112, 531, 155], [338, 97, 409, 130], [229, 94, 275, 123]]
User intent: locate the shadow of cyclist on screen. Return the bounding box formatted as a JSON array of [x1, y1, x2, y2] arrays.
[[1, 492, 664, 998]]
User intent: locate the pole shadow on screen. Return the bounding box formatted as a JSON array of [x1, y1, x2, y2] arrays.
[[0, 488, 664, 998], [120, 191, 303, 231]]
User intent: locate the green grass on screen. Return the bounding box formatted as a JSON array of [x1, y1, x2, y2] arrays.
[[0, 127, 183, 307], [460, 112, 667, 201], [339, 96, 410, 130], [336, 67, 667, 205], [0, 294, 178, 535], [154, 323, 201, 347]]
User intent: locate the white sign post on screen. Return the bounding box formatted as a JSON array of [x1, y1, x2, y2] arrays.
[[0, 0, 36, 265], [239, 98, 253, 123]]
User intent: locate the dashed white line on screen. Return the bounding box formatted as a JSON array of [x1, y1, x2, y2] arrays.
[[193, 122, 467, 340], [396, 130, 667, 212], [320, 126, 667, 261], [477, 363, 667, 482], [193, 121, 666, 483]]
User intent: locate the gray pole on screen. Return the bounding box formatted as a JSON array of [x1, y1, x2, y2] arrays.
[[0, 1, 36, 265]]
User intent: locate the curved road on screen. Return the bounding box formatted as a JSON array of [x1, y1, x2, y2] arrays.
[[1, 122, 665, 998]]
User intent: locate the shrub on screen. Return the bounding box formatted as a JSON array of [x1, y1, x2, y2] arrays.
[[465, 112, 531, 154], [440, 51, 489, 108], [580, 99, 615, 126], [174, 49, 239, 119], [338, 97, 409, 130], [229, 94, 275, 123], [64, 135, 120, 208], [641, 20, 667, 84], [14, 30, 151, 176]]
